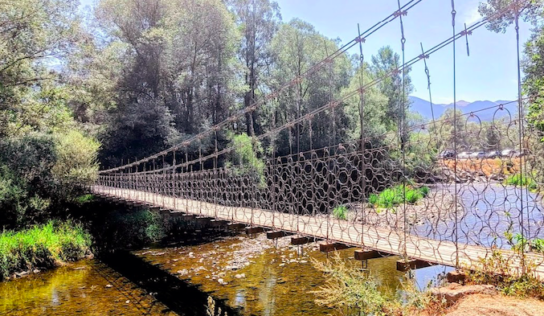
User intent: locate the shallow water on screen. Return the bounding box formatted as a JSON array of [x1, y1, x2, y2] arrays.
[[0, 259, 176, 316], [134, 233, 451, 316]]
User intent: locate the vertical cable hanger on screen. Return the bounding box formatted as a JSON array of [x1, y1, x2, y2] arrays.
[[451, 0, 460, 269], [357, 23, 367, 250], [420, 42, 436, 131], [463, 23, 472, 56], [396, 0, 408, 262], [514, 0, 526, 273]]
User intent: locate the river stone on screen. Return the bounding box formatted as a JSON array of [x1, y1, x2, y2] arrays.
[[235, 273, 246, 279], [431, 283, 497, 306]]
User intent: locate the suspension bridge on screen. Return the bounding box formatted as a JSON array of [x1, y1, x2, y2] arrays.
[[90, 0, 544, 279]]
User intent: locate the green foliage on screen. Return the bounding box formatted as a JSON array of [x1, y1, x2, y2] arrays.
[[311, 253, 443, 315], [333, 205, 348, 220], [0, 132, 99, 228], [108, 210, 165, 248], [369, 185, 429, 209], [311, 253, 387, 315], [465, 249, 544, 299], [73, 194, 95, 205], [229, 133, 266, 186], [52, 130, 100, 191], [504, 173, 538, 192], [530, 238, 544, 253], [0, 220, 91, 280]]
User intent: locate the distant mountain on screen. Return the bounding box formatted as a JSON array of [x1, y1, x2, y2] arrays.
[[408, 96, 518, 122]]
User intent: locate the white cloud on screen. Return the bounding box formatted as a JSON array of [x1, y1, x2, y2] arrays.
[[463, 4, 482, 25]]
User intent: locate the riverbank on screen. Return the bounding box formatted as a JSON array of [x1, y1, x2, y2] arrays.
[[0, 220, 92, 280]]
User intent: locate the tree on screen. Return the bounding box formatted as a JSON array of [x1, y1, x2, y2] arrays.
[[370, 46, 413, 134], [268, 19, 351, 154], [93, 0, 241, 163], [0, 0, 80, 137], [478, 0, 544, 33], [227, 0, 281, 136]]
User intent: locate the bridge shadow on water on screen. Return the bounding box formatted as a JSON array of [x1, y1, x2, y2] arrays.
[[101, 237, 242, 316]]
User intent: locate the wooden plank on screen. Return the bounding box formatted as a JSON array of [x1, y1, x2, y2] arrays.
[[246, 227, 265, 234], [319, 242, 352, 253], [227, 223, 246, 230], [209, 219, 228, 227], [354, 249, 384, 261], [266, 231, 294, 239], [396, 259, 434, 272], [291, 236, 313, 245]]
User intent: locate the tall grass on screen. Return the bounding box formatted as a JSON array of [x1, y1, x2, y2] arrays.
[[0, 220, 91, 280]]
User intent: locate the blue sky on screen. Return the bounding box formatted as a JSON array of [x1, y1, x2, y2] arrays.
[[79, 0, 531, 103], [275, 0, 531, 104]]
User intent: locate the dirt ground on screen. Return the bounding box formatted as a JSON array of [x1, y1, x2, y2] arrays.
[[445, 294, 544, 316]]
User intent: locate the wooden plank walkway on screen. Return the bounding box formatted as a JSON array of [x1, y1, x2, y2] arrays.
[[91, 185, 544, 278]]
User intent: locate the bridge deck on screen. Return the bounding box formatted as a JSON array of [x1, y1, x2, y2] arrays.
[[92, 185, 544, 278]]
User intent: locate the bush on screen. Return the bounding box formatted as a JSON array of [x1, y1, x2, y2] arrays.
[[333, 205, 348, 220], [368, 194, 378, 205], [0, 220, 91, 279], [505, 173, 538, 192], [369, 185, 429, 209], [465, 250, 544, 299], [0, 131, 99, 228], [311, 253, 387, 315], [52, 130, 100, 194]]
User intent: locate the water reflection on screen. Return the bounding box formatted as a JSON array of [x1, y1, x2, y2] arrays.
[[0, 260, 175, 316], [135, 234, 448, 316]]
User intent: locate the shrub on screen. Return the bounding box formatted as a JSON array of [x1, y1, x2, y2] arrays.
[[52, 130, 100, 194], [405, 189, 422, 204], [464, 250, 544, 299], [333, 205, 348, 220], [369, 185, 430, 209], [311, 253, 387, 315], [505, 173, 538, 192], [420, 186, 430, 197], [0, 220, 91, 279], [368, 194, 378, 205]]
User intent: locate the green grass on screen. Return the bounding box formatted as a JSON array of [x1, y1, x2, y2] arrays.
[[332, 205, 348, 220], [0, 220, 91, 280], [73, 194, 94, 205], [368, 185, 430, 209], [505, 173, 538, 192]]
